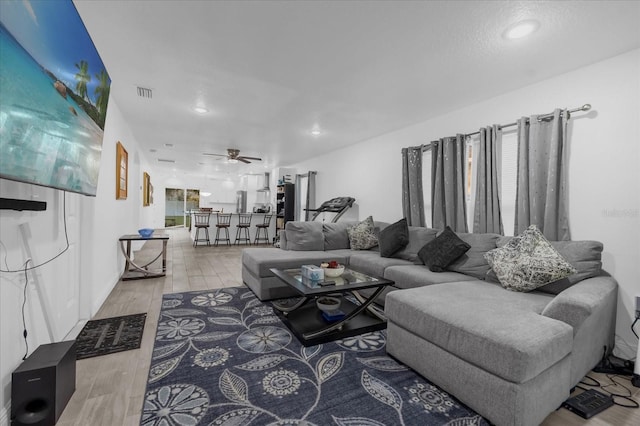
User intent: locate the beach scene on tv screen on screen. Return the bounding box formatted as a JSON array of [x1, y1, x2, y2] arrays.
[[0, 0, 110, 196]]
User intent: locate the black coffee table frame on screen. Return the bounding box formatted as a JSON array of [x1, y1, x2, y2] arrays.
[[270, 267, 393, 346]]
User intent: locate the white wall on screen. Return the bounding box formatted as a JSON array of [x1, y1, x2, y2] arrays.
[[83, 97, 159, 315], [0, 94, 155, 422], [291, 49, 640, 359]]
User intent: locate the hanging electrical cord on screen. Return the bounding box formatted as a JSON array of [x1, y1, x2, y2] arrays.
[[0, 191, 69, 273], [21, 259, 31, 360]]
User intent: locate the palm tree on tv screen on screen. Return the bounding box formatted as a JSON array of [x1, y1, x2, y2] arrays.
[[74, 60, 91, 101], [94, 69, 110, 118]]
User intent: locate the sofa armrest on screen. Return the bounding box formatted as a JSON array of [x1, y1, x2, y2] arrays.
[[282, 221, 324, 251], [541, 275, 617, 335], [278, 229, 287, 249]]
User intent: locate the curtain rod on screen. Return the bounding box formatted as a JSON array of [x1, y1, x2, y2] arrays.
[[419, 104, 592, 151], [464, 103, 592, 137]]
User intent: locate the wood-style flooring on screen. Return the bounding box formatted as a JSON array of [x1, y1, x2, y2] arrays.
[[56, 227, 639, 425]]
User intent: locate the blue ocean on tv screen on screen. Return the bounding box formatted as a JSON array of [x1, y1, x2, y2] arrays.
[[0, 2, 109, 197]]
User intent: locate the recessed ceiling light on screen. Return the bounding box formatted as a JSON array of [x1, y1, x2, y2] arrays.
[[503, 20, 539, 40], [310, 124, 322, 137], [193, 106, 208, 114]]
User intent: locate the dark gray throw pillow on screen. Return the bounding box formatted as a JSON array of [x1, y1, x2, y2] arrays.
[[418, 226, 471, 272], [379, 218, 409, 258]]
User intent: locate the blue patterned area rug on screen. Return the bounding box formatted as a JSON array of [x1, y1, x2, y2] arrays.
[[141, 287, 488, 426]]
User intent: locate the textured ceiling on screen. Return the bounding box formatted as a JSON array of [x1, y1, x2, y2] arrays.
[[73, 0, 640, 179]]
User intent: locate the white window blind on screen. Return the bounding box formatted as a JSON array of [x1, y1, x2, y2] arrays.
[[422, 149, 432, 227], [499, 131, 518, 236]]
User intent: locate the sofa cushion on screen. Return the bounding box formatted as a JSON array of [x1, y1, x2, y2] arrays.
[[285, 221, 324, 251], [385, 282, 570, 383], [347, 216, 379, 250], [323, 222, 354, 250], [537, 240, 603, 294], [383, 264, 476, 290], [393, 227, 438, 263], [447, 232, 500, 279], [418, 226, 471, 272], [348, 251, 413, 278], [379, 218, 409, 258], [486, 238, 603, 295], [485, 225, 577, 292]]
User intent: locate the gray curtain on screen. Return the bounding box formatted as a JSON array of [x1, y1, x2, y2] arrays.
[[294, 174, 304, 221], [515, 109, 570, 240], [473, 125, 504, 234], [431, 135, 468, 232], [401, 146, 426, 226], [305, 171, 316, 221], [294, 171, 316, 221]]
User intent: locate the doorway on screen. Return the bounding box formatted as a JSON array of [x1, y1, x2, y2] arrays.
[[164, 188, 200, 228], [165, 188, 185, 227]]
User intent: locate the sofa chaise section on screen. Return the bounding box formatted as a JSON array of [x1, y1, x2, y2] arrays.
[[385, 275, 617, 426]]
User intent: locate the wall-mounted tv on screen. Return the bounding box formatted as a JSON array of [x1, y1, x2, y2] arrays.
[[0, 0, 110, 196]]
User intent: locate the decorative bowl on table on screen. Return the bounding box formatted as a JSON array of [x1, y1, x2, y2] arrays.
[[324, 265, 345, 278], [316, 296, 341, 313], [138, 228, 154, 238], [321, 261, 345, 277]]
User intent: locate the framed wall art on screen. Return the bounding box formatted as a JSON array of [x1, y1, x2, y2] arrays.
[[116, 141, 128, 199], [143, 171, 152, 206]]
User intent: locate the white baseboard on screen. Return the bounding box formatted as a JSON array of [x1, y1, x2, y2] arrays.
[[64, 319, 88, 340], [91, 272, 120, 316], [614, 335, 637, 360], [1, 403, 9, 426]]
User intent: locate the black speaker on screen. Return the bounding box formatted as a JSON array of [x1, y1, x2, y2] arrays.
[[11, 341, 76, 426]]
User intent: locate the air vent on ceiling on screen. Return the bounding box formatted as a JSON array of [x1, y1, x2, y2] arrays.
[[137, 86, 153, 98], [157, 158, 175, 163]]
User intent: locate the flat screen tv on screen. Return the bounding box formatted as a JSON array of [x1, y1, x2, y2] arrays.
[[0, 0, 110, 196]]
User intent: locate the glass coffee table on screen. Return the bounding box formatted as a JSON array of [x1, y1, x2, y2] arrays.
[[270, 266, 394, 346]]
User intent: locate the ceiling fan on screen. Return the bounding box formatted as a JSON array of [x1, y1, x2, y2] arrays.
[[203, 148, 262, 164]]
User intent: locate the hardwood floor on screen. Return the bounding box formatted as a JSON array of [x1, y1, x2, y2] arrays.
[[56, 227, 639, 425]]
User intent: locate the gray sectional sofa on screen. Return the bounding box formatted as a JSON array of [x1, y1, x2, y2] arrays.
[[241, 220, 618, 426]]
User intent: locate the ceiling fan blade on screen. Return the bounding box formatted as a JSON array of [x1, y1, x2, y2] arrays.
[[238, 156, 262, 161], [237, 158, 251, 164], [203, 153, 227, 157]]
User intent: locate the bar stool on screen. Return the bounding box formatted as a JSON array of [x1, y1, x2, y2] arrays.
[[214, 213, 232, 246], [234, 213, 252, 245], [253, 214, 273, 245], [193, 213, 211, 247]]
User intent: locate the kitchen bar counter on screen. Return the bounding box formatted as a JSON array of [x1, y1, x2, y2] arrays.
[[189, 212, 276, 245]]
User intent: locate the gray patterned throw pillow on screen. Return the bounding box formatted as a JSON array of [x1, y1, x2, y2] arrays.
[[484, 225, 577, 292], [347, 216, 379, 250]]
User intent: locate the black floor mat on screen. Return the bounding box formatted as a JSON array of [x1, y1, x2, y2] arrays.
[[75, 313, 147, 359]]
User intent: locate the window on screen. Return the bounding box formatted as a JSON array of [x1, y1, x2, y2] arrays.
[[421, 131, 518, 235]]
